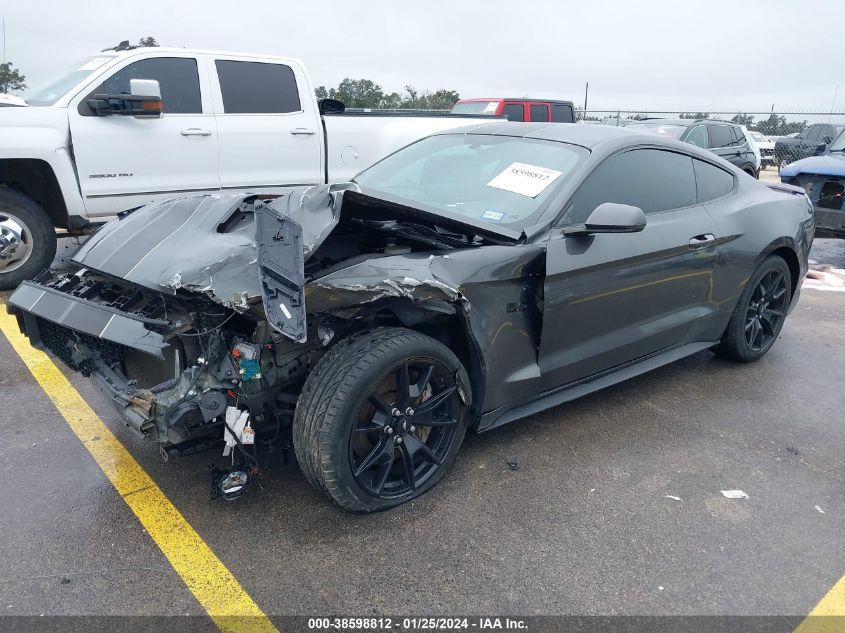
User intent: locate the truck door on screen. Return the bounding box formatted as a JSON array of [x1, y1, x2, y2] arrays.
[[68, 54, 220, 217], [211, 57, 323, 191]]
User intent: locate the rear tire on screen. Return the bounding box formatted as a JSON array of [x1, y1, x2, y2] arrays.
[[293, 327, 470, 512], [0, 188, 57, 290], [716, 256, 792, 362]]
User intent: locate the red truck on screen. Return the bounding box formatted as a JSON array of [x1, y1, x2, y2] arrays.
[[450, 98, 575, 123]]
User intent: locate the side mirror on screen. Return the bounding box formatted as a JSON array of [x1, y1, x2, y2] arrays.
[[564, 202, 647, 236], [815, 143, 827, 155], [86, 78, 163, 118], [319, 98, 345, 115]]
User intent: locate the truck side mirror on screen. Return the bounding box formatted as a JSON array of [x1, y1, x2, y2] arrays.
[[86, 78, 163, 118], [319, 98, 345, 115], [816, 143, 827, 155]]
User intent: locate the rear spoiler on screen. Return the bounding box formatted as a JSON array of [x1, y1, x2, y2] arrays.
[[766, 182, 805, 196]]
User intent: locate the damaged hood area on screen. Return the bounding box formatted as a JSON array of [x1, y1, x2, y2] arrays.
[[64, 184, 521, 344], [72, 188, 343, 308]]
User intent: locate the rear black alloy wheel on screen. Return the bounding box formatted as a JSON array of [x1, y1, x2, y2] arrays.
[[744, 269, 788, 353], [716, 255, 792, 362], [294, 327, 469, 512], [350, 359, 461, 499]]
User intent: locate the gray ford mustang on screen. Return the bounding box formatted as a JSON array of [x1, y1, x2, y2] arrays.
[[7, 123, 814, 511]]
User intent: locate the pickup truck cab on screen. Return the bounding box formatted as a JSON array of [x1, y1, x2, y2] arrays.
[[0, 46, 494, 289], [775, 123, 845, 169], [451, 98, 575, 123]]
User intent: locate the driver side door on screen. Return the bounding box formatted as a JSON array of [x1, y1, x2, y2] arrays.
[[68, 54, 220, 217], [539, 148, 720, 391]]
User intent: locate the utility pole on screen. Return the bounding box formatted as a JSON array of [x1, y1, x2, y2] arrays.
[[584, 82, 589, 120], [2, 19, 6, 64]]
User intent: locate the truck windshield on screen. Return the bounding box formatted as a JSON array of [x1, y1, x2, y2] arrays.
[[451, 101, 499, 115], [25, 56, 116, 106], [828, 130, 845, 152], [353, 134, 587, 228]]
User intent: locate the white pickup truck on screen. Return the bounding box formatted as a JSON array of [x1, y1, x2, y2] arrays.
[[0, 45, 495, 289]]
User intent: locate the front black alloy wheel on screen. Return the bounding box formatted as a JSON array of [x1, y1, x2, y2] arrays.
[[716, 255, 792, 362], [350, 359, 461, 499], [293, 327, 470, 512]]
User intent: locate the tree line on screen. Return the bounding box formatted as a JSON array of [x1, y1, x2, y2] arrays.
[[315, 78, 459, 110]]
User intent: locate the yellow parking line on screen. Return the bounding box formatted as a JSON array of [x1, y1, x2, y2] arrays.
[[794, 575, 845, 633], [0, 308, 279, 633]]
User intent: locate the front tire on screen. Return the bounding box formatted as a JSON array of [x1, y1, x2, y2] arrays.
[[0, 188, 57, 290], [716, 256, 792, 362], [293, 327, 470, 512]]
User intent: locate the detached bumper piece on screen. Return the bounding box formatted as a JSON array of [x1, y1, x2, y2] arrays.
[[8, 280, 167, 358], [9, 281, 167, 358], [7, 275, 179, 437]]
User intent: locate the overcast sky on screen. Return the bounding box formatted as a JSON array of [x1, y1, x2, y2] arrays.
[[2, 0, 841, 112]]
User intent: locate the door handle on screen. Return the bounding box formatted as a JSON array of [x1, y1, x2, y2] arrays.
[[181, 128, 212, 136], [290, 128, 316, 135], [689, 233, 716, 249]]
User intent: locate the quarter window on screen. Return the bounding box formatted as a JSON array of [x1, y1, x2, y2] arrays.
[[215, 60, 301, 114], [708, 125, 734, 149], [551, 104, 574, 123], [564, 149, 697, 224], [685, 125, 708, 148], [88, 57, 201, 114], [693, 159, 734, 203]]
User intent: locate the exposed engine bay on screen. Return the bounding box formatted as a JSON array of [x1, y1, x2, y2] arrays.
[[8, 184, 543, 498]]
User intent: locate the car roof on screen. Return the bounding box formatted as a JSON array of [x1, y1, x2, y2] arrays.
[[433, 121, 647, 148]]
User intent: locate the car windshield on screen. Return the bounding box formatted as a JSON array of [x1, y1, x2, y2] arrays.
[[828, 130, 845, 152], [750, 132, 767, 142], [626, 122, 687, 139], [450, 101, 499, 115], [353, 134, 588, 227], [24, 56, 116, 106]]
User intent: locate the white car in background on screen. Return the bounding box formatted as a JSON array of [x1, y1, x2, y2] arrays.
[[748, 130, 775, 168]]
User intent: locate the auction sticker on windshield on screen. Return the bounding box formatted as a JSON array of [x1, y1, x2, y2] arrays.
[[487, 162, 564, 198]]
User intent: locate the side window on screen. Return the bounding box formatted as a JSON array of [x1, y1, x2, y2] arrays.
[[86, 57, 201, 114], [529, 104, 549, 122], [805, 125, 822, 141], [564, 149, 696, 224], [551, 104, 574, 123], [731, 127, 746, 145], [708, 125, 734, 149], [693, 159, 734, 203], [215, 60, 301, 114], [502, 103, 525, 121], [685, 125, 708, 148]]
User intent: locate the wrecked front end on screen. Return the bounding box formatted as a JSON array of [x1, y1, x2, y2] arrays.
[[8, 186, 533, 467]]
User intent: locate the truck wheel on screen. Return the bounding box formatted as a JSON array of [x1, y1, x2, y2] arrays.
[[0, 188, 57, 290], [293, 327, 470, 512]]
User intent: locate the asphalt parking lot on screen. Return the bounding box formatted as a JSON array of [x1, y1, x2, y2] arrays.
[[0, 236, 843, 631]]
